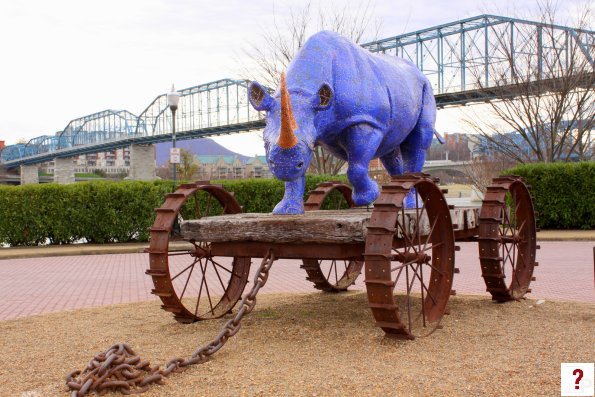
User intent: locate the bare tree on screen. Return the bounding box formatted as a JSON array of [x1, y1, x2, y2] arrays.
[[463, 155, 516, 194], [241, 1, 381, 175], [177, 149, 199, 180], [463, 2, 594, 164]]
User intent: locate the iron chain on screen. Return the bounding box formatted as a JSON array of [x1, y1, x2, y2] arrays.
[[66, 251, 276, 396]]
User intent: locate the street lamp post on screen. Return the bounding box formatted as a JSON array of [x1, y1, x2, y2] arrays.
[[167, 85, 181, 190]]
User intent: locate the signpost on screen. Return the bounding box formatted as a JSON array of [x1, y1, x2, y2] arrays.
[[170, 147, 181, 164]]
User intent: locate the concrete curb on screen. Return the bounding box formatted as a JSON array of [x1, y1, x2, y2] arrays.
[[0, 231, 593, 260]]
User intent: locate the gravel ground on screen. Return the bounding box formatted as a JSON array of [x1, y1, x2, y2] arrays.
[[2, 292, 594, 397]]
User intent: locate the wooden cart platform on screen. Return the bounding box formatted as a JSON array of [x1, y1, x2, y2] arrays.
[[147, 174, 537, 339]]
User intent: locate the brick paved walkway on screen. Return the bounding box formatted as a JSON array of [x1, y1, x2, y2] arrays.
[[0, 241, 593, 321]]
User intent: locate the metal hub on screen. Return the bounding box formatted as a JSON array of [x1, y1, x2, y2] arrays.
[[393, 250, 431, 264]]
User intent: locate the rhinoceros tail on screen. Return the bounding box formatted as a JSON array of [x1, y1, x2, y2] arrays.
[[434, 130, 445, 144], [278, 72, 298, 149]]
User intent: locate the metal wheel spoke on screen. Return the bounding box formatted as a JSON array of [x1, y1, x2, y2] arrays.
[[393, 265, 406, 286], [397, 218, 422, 255], [516, 244, 529, 269], [516, 219, 527, 236], [510, 241, 522, 289], [397, 207, 418, 255], [179, 262, 196, 301], [171, 259, 199, 281], [209, 257, 228, 293], [405, 267, 413, 332], [326, 260, 334, 281], [423, 241, 443, 253], [500, 207, 511, 236], [418, 264, 427, 327], [412, 263, 438, 305], [406, 264, 418, 293], [421, 216, 439, 253], [167, 251, 193, 257], [201, 262, 215, 315], [391, 258, 419, 272], [424, 261, 446, 276], [210, 258, 243, 279], [415, 195, 428, 250], [194, 263, 207, 317]]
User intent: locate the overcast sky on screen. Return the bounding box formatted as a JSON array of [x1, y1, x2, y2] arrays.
[[0, 0, 589, 155]]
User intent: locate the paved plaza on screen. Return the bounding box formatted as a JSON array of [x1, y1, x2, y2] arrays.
[[0, 241, 593, 321]]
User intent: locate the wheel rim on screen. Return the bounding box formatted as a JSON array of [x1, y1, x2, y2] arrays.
[[365, 174, 455, 339], [302, 181, 363, 292], [479, 177, 537, 301], [148, 183, 251, 323]]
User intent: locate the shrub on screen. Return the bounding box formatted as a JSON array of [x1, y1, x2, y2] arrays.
[[0, 175, 349, 246], [505, 162, 595, 229]]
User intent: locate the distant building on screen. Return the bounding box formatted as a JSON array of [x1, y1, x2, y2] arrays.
[[195, 154, 272, 180], [245, 156, 272, 178], [0, 140, 4, 149], [42, 148, 131, 175], [427, 132, 472, 162]]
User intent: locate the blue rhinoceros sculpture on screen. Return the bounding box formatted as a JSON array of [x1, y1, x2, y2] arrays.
[[249, 31, 441, 215]]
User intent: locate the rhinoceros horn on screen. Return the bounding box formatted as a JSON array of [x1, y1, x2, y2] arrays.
[[278, 72, 298, 149]]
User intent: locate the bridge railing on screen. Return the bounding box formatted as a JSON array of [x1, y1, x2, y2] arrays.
[[136, 78, 264, 137], [0, 80, 265, 166], [362, 14, 594, 97]]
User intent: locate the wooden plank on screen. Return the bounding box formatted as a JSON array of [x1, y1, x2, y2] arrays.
[[182, 209, 371, 244], [181, 207, 480, 244]]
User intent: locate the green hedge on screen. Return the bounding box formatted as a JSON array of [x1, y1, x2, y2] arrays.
[[0, 175, 348, 246], [505, 162, 595, 229]]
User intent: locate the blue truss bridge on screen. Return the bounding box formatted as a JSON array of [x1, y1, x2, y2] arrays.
[[1, 14, 593, 169]]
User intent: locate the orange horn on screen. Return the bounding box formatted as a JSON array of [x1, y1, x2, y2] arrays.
[[278, 72, 298, 149]]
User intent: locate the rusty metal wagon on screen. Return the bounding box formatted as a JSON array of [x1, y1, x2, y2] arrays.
[[146, 173, 538, 340]]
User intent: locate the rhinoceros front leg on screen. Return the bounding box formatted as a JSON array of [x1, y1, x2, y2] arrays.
[[343, 124, 383, 206], [273, 175, 305, 215]]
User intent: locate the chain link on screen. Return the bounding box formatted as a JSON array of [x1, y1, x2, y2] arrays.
[[66, 251, 276, 396]]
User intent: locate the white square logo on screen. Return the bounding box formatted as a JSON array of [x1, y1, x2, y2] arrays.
[[561, 363, 594, 396]]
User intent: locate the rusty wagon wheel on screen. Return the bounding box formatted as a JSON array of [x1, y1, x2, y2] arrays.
[[301, 181, 364, 292], [364, 174, 455, 339], [146, 182, 251, 323], [479, 176, 537, 302]]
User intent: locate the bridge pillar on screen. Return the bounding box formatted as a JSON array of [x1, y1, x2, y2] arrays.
[[20, 165, 39, 185], [54, 157, 76, 184], [129, 144, 156, 180]]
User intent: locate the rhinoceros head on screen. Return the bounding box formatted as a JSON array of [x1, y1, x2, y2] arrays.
[[248, 72, 332, 182]]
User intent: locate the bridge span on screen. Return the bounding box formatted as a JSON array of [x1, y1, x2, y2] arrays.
[[1, 14, 592, 176]]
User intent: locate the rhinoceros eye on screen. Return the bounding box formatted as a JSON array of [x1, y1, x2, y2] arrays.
[[317, 84, 332, 108]]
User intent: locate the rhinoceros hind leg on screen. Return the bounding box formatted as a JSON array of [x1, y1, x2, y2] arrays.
[[343, 124, 382, 206], [380, 148, 404, 176], [400, 84, 437, 208]]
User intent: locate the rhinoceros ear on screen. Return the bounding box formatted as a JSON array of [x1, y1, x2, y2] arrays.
[[313, 83, 333, 110], [249, 81, 273, 111]]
